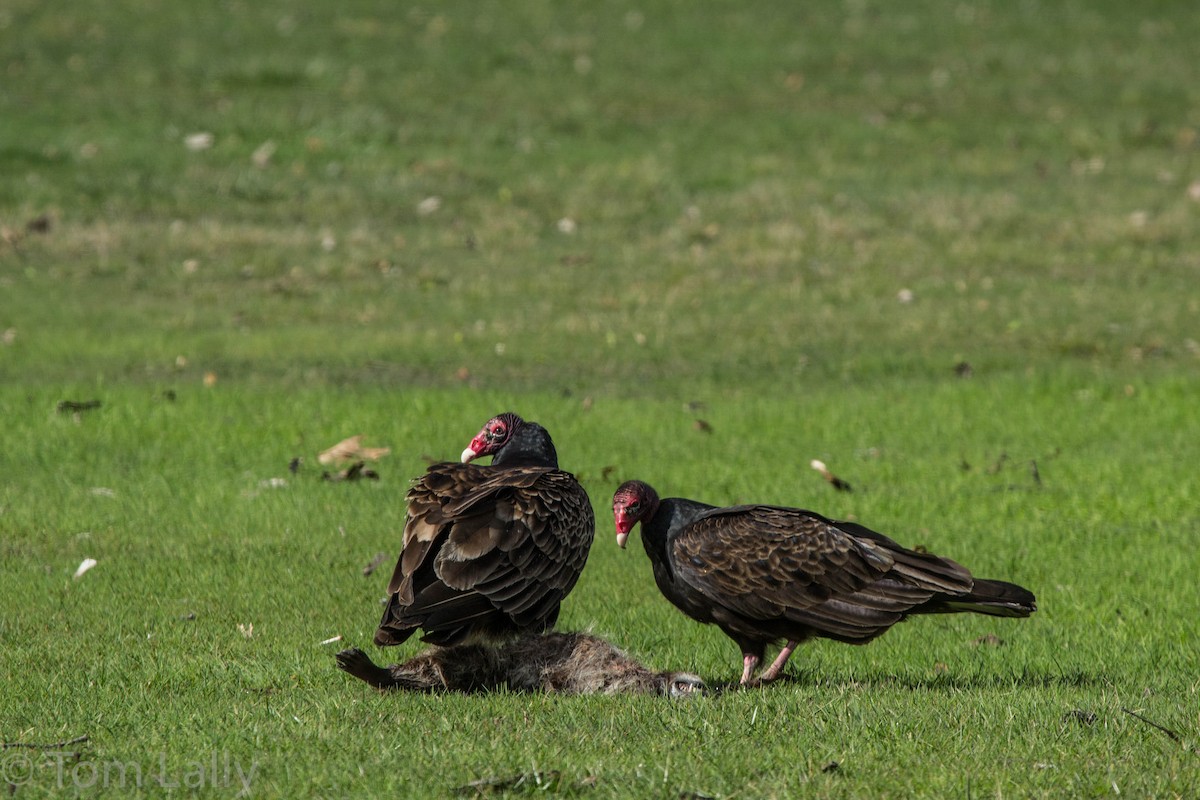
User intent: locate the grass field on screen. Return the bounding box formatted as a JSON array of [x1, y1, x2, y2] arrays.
[[3, 0, 1199, 797]]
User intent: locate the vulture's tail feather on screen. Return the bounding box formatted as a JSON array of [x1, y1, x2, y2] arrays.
[[942, 578, 1037, 617]]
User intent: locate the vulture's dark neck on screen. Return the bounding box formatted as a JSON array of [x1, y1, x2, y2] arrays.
[[641, 497, 715, 563], [491, 422, 559, 469]]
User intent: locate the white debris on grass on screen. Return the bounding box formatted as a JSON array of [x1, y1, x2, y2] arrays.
[[184, 132, 214, 151]]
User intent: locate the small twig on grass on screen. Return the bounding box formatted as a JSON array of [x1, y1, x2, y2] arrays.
[[362, 552, 388, 577], [1, 734, 89, 750], [1122, 707, 1199, 754], [810, 459, 852, 492]]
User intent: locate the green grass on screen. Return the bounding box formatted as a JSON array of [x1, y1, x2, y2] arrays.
[[3, 0, 1200, 797]]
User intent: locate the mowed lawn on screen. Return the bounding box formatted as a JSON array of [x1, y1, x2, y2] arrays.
[[2, 0, 1199, 797]]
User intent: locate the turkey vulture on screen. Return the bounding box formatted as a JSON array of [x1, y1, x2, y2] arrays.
[[374, 413, 594, 647], [338, 632, 705, 697], [611, 480, 1036, 685]]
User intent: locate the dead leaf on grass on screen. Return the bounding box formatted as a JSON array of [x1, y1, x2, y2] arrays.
[[26, 213, 52, 234], [318, 435, 390, 466], [1063, 709, 1097, 726], [251, 140, 276, 168], [184, 132, 214, 151], [455, 771, 561, 796]]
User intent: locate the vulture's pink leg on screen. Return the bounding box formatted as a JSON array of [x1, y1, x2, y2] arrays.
[[739, 653, 760, 685], [757, 640, 799, 683]]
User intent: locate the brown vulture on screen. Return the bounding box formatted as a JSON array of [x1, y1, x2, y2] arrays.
[[612, 480, 1036, 685], [374, 413, 594, 648]]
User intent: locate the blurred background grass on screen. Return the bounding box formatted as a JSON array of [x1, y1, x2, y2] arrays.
[[2, 1, 1199, 797], [4, 0, 1198, 394]]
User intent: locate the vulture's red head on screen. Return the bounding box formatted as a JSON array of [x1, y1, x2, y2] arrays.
[[612, 480, 660, 549], [461, 412, 524, 463]]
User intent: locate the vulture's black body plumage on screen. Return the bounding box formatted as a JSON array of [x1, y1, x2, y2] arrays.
[[613, 480, 1036, 684], [374, 414, 594, 648]]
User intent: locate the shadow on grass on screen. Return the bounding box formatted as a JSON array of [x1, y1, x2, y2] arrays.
[[702, 666, 1102, 695]]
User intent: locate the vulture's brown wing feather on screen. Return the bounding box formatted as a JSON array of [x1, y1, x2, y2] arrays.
[[385, 464, 466, 598], [671, 505, 978, 641], [670, 505, 899, 620], [832, 520, 973, 594], [380, 462, 594, 643], [453, 468, 595, 627]]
